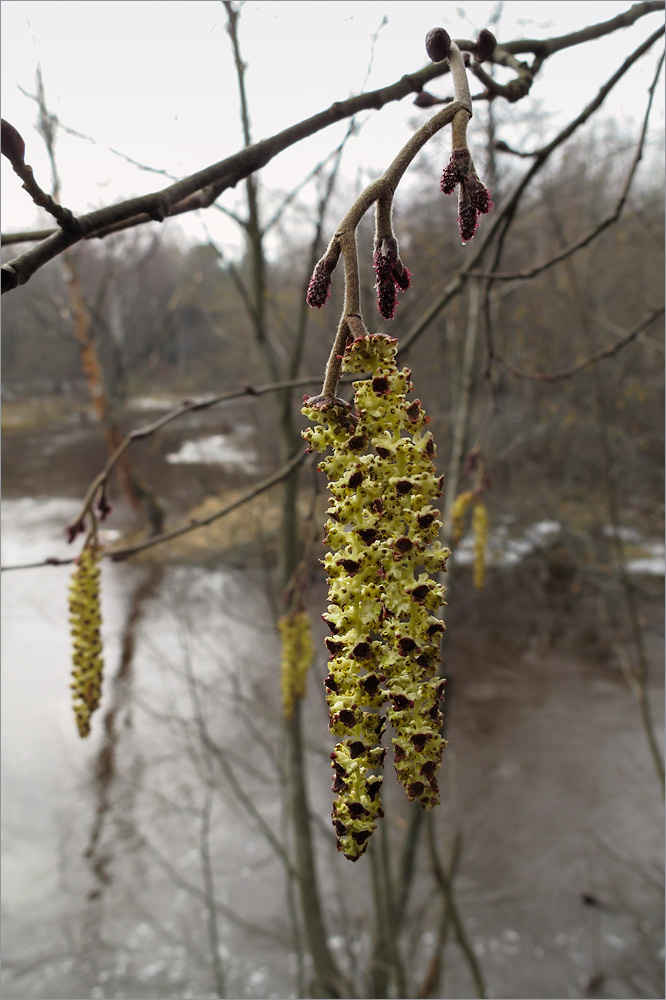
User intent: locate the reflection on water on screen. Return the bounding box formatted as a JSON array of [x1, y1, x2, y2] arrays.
[[2, 496, 293, 999], [2, 460, 664, 998]]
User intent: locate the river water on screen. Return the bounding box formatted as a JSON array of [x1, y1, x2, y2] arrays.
[[2, 410, 664, 999]]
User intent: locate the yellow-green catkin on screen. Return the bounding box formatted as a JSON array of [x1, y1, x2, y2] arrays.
[[472, 502, 489, 590], [279, 610, 314, 719], [69, 543, 104, 738], [302, 333, 450, 861], [451, 490, 475, 545]]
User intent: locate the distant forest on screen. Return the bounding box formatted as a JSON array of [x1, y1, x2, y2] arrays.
[[3, 127, 663, 527]]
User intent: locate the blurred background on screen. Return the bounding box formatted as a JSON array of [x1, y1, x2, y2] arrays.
[[2, 2, 664, 998]]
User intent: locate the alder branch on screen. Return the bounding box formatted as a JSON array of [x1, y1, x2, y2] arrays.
[[0, 59, 463, 294], [313, 42, 474, 400], [4, 2, 660, 291], [137, 831, 296, 948], [0, 447, 310, 573], [107, 447, 309, 561], [1, 118, 80, 233], [471, 49, 665, 283], [66, 373, 340, 537], [500, 1, 664, 58], [396, 24, 665, 360], [411, 4, 661, 108], [497, 306, 664, 382]]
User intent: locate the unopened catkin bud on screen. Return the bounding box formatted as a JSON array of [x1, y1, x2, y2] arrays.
[[425, 27, 451, 63]]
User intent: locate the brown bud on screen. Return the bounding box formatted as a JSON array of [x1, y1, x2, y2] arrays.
[[405, 400, 422, 422], [425, 27, 451, 63], [413, 91, 443, 109], [346, 434, 366, 452], [65, 519, 85, 544], [475, 29, 497, 62], [1, 119, 25, 166]]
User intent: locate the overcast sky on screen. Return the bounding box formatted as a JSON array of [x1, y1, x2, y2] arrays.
[[1, 1, 664, 254]]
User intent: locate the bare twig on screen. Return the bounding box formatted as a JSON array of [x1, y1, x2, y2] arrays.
[[472, 49, 665, 283], [1, 59, 469, 294], [497, 306, 664, 382], [317, 66, 471, 398], [1, 448, 310, 573], [107, 448, 309, 561], [500, 1, 663, 58], [426, 819, 486, 998], [544, 197, 665, 793], [396, 24, 665, 360], [137, 831, 296, 947]]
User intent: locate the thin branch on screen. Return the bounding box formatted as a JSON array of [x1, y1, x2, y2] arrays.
[[396, 23, 665, 359], [1, 227, 61, 245], [107, 447, 309, 561], [1, 447, 310, 572], [0, 121, 80, 233], [472, 49, 665, 282], [66, 373, 340, 534], [500, 1, 664, 58], [318, 91, 469, 398], [1, 58, 466, 293], [426, 819, 486, 998], [137, 830, 296, 948], [497, 305, 664, 382]]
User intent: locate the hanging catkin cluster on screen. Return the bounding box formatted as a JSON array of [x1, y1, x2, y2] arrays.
[[69, 543, 104, 737], [279, 610, 314, 719], [302, 334, 450, 860], [451, 490, 489, 590]]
